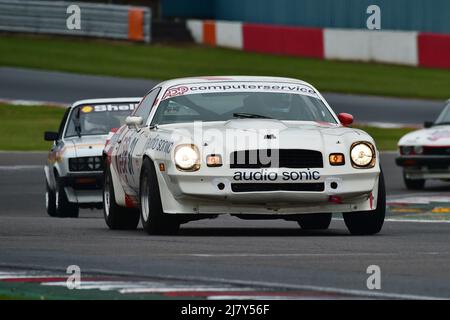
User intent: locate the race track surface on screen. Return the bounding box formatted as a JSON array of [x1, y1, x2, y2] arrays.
[[0, 67, 445, 125], [1, 152, 450, 299]]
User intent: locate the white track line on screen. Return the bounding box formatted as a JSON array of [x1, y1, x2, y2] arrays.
[[386, 218, 450, 224], [158, 275, 448, 300], [2, 264, 446, 300], [0, 165, 43, 170], [0, 98, 66, 107]]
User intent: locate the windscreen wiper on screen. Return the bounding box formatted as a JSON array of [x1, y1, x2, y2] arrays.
[[433, 122, 450, 126], [233, 112, 272, 119]]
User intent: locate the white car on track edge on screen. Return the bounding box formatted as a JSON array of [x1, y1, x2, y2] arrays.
[[103, 76, 385, 235], [396, 99, 450, 190], [44, 97, 141, 218]]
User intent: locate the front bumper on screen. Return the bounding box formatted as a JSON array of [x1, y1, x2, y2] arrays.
[[158, 166, 380, 214], [396, 156, 450, 179], [60, 172, 104, 204]]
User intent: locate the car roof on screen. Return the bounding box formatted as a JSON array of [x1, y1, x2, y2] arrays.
[[70, 97, 142, 108], [158, 76, 312, 88]]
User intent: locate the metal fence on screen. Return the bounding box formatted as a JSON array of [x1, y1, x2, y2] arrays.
[[0, 0, 151, 42]]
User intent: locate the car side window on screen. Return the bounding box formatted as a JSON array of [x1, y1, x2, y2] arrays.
[[132, 88, 161, 123]]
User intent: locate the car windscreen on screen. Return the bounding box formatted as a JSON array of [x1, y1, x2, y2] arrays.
[[434, 102, 450, 125], [65, 103, 136, 138], [152, 92, 337, 125]]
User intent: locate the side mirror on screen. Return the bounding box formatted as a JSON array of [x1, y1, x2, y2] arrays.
[[424, 121, 434, 128], [44, 131, 58, 141], [338, 113, 354, 126], [125, 116, 143, 128]]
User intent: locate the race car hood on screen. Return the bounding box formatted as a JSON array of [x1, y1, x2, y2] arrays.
[[157, 120, 375, 153], [398, 125, 450, 146], [64, 135, 108, 158]]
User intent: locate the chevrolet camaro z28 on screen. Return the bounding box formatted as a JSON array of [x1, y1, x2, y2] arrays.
[[44, 97, 141, 218], [102, 76, 385, 235]]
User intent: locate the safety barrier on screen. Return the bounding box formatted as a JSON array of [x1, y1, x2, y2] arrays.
[[0, 0, 151, 42], [187, 19, 450, 70]]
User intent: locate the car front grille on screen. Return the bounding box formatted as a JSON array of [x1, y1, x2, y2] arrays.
[[69, 156, 103, 172], [231, 183, 325, 193], [230, 149, 323, 169], [423, 146, 450, 156]]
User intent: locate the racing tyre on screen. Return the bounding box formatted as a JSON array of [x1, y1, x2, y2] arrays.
[[55, 174, 79, 218], [297, 213, 332, 230], [140, 158, 180, 235], [103, 166, 140, 230], [45, 179, 57, 217], [343, 171, 386, 235], [403, 170, 425, 190]]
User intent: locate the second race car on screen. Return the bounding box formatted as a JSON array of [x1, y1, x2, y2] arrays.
[[44, 97, 141, 217]]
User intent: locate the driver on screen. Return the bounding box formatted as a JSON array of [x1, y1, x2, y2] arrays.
[[82, 111, 108, 133]]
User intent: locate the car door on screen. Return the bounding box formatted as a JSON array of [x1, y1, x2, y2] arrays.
[[48, 108, 71, 177], [113, 88, 161, 194]]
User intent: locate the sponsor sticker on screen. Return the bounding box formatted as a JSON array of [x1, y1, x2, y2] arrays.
[[161, 82, 318, 100], [232, 169, 321, 182], [80, 104, 138, 113], [81, 106, 93, 113]]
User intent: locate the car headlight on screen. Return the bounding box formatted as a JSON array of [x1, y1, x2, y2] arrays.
[[350, 142, 376, 168], [413, 146, 423, 155], [174, 144, 200, 171], [400, 146, 413, 155]]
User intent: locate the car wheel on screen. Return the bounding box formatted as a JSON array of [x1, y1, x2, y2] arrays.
[[55, 174, 79, 218], [343, 171, 386, 235], [103, 165, 140, 230], [403, 170, 425, 190], [45, 179, 58, 217], [297, 213, 332, 230], [140, 158, 179, 235]]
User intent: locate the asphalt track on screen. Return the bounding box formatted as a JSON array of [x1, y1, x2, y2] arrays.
[[0, 67, 445, 125], [1, 151, 450, 299]]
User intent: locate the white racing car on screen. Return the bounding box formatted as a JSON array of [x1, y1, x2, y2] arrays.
[[103, 76, 385, 235], [397, 99, 450, 190], [44, 97, 141, 218]]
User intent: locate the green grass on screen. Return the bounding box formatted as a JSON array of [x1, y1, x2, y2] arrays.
[[1, 34, 450, 100], [0, 104, 65, 151], [0, 103, 412, 151], [355, 125, 414, 151]]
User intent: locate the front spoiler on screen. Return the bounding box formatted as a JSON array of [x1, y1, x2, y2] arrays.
[[397, 156, 450, 180], [59, 172, 103, 190], [60, 172, 103, 204]]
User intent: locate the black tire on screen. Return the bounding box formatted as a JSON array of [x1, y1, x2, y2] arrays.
[[45, 178, 57, 217], [297, 213, 332, 230], [343, 171, 386, 235], [103, 166, 140, 230], [403, 170, 425, 190], [55, 174, 79, 218], [140, 158, 180, 235]]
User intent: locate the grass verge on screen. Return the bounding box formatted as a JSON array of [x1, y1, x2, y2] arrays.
[[354, 125, 414, 151], [0, 34, 450, 100], [0, 104, 65, 151], [0, 103, 412, 151]]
